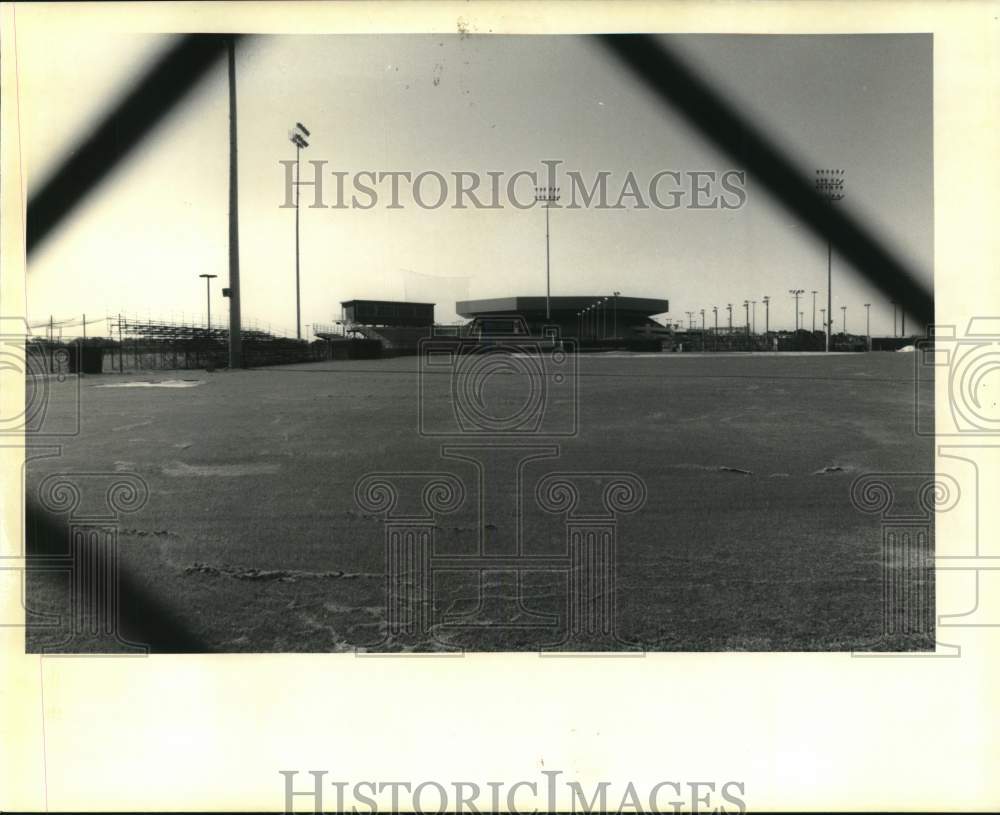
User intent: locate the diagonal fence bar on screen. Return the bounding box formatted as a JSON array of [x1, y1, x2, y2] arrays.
[[599, 34, 933, 326], [26, 34, 243, 255]]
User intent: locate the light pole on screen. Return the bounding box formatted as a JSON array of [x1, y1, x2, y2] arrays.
[[864, 303, 871, 349], [289, 122, 310, 340], [891, 302, 897, 337], [742, 300, 750, 337], [199, 273, 218, 329], [789, 289, 804, 331], [763, 295, 770, 334], [534, 186, 560, 320], [811, 290, 817, 332], [816, 169, 846, 352], [613, 291, 621, 338], [227, 36, 243, 369], [726, 303, 733, 332], [820, 308, 826, 336], [712, 306, 718, 332], [751, 300, 757, 335], [841, 305, 847, 335], [685, 311, 695, 331]]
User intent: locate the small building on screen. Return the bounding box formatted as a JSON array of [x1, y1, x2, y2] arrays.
[[340, 299, 435, 328]]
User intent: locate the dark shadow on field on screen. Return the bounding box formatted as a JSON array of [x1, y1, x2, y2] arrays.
[[25, 499, 207, 653]]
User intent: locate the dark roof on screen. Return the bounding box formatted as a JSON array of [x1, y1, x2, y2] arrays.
[[456, 296, 669, 318], [341, 299, 435, 307]]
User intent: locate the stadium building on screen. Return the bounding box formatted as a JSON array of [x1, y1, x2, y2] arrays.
[[456, 295, 670, 344]]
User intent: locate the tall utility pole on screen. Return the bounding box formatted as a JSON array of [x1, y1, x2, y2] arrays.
[[891, 302, 897, 337], [811, 290, 817, 332], [712, 306, 718, 332], [841, 305, 847, 335], [763, 295, 770, 334], [199, 273, 218, 329], [789, 289, 804, 331], [685, 310, 695, 330], [820, 308, 826, 336], [289, 122, 310, 340], [751, 300, 757, 335], [864, 303, 871, 350], [613, 291, 621, 338], [227, 36, 243, 369], [742, 300, 750, 335], [534, 187, 560, 320], [816, 169, 846, 352], [726, 303, 733, 331]]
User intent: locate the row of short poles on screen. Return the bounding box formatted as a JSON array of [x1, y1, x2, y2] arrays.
[[576, 292, 622, 340]]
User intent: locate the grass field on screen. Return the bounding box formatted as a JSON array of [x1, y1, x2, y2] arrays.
[[25, 351, 933, 652]]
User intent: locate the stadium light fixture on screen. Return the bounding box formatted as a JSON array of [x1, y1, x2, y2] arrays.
[[534, 186, 560, 320], [289, 121, 311, 340], [726, 303, 733, 332], [816, 169, 846, 351], [864, 303, 871, 349], [198, 273, 218, 329], [789, 289, 805, 331], [841, 304, 847, 335], [613, 291, 621, 338], [762, 295, 770, 334], [810, 290, 818, 333], [742, 300, 750, 336]]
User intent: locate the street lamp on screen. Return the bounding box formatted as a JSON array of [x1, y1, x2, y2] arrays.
[[762, 295, 770, 334], [810, 290, 817, 332], [712, 305, 718, 332], [820, 308, 826, 335], [534, 186, 560, 320], [742, 300, 750, 336], [789, 289, 804, 331], [841, 305, 847, 335], [816, 169, 846, 352], [198, 273, 218, 330], [726, 303, 733, 331], [289, 121, 311, 340], [613, 291, 621, 338], [864, 303, 871, 349], [891, 301, 897, 337], [751, 300, 757, 335]]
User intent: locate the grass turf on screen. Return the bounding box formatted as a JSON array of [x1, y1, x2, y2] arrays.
[[25, 351, 933, 652]]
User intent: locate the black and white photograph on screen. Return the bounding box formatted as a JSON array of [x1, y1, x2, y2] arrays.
[[2, 2, 998, 813], [20, 29, 936, 654]]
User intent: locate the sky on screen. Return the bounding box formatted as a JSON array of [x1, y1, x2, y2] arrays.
[[21, 33, 932, 337]]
